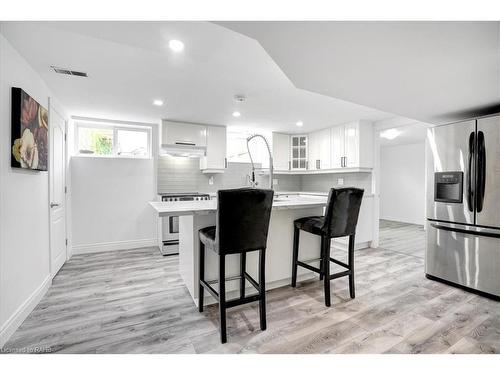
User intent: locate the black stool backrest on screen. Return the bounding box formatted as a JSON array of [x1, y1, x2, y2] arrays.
[[216, 188, 274, 255], [322, 187, 364, 237]]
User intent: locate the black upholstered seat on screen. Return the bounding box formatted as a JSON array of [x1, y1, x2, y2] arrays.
[[292, 187, 364, 307], [198, 188, 274, 344], [199, 226, 216, 251], [294, 216, 325, 235]]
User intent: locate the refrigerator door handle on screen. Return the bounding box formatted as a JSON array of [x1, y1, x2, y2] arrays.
[[476, 131, 486, 213], [466, 131, 475, 212], [430, 223, 500, 239]]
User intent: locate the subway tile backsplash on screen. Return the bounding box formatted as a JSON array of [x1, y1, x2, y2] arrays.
[[157, 156, 301, 193], [157, 155, 371, 194], [300, 172, 372, 192]]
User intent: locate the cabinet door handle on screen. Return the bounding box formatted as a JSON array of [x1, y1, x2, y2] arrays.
[[224, 157, 227, 168]]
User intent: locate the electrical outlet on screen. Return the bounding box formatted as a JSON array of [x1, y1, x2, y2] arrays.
[[337, 177, 344, 186], [273, 178, 279, 186], [208, 176, 214, 185]]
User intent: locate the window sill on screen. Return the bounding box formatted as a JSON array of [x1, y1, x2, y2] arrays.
[[71, 154, 153, 161]]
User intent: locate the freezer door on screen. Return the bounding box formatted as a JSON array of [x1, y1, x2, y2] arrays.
[[426, 221, 500, 297], [476, 116, 500, 229], [426, 120, 476, 225]]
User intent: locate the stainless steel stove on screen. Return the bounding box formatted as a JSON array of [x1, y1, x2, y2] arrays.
[[159, 193, 211, 256]]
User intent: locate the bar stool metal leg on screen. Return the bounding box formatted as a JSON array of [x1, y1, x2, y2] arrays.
[[348, 234, 355, 299], [198, 241, 205, 312], [219, 254, 227, 343], [322, 235, 331, 307], [240, 252, 246, 299], [259, 248, 267, 331], [291, 227, 300, 287]]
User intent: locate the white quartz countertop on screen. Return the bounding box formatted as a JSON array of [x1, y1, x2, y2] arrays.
[[196, 190, 374, 198], [149, 193, 328, 217]]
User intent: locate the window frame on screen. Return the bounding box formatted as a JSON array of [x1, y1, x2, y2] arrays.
[[74, 120, 152, 159]]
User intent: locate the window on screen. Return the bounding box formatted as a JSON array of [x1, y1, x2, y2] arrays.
[[75, 121, 151, 158]]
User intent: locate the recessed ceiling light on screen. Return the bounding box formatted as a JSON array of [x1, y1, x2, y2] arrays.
[[232, 111, 241, 118], [296, 121, 303, 127], [380, 128, 402, 140], [153, 99, 164, 106], [168, 39, 184, 52]]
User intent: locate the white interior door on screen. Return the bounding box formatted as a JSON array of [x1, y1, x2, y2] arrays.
[[49, 105, 67, 277]]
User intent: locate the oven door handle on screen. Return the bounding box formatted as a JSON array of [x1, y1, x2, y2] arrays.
[[430, 223, 500, 239]]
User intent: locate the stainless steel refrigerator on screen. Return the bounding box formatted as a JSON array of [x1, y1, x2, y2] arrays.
[[426, 115, 500, 299]]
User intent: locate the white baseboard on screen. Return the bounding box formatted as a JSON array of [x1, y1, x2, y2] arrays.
[[0, 275, 51, 348], [72, 238, 158, 255]]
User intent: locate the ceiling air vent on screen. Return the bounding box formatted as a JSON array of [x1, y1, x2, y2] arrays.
[[51, 66, 88, 77]]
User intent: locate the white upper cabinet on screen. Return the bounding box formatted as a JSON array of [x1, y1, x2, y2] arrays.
[[331, 120, 373, 169], [200, 125, 227, 172], [162, 120, 207, 147], [308, 127, 332, 170], [331, 124, 345, 168], [272, 132, 290, 171], [290, 135, 308, 170], [344, 122, 359, 167]]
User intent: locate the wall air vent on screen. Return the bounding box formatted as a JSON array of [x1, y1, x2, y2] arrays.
[[51, 66, 88, 77]]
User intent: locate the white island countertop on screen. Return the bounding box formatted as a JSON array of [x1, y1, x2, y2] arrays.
[[149, 193, 328, 217]]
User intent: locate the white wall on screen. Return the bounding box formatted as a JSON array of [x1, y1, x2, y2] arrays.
[[0, 33, 58, 346], [380, 142, 426, 225], [71, 156, 157, 254]]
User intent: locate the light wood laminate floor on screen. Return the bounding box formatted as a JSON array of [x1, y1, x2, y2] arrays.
[[3, 220, 499, 353]]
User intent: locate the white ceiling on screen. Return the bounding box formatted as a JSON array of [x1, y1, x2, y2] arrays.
[[379, 122, 429, 147], [0, 21, 394, 133], [218, 21, 500, 125]]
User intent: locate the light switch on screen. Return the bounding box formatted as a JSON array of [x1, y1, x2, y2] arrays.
[[273, 179, 279, 186], [337, 177, 344, 186], [208, 176, 214, 185]]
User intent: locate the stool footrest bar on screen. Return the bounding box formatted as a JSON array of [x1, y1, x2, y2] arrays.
[[329, 270, 351, 280], [296, 261, 321, 274], [200, 280, 219, 300], [329, 257, 349, 269]]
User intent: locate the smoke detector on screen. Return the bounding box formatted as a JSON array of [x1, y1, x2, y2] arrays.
[[51, 66, 88, 77], [234, 95, 246, 103]]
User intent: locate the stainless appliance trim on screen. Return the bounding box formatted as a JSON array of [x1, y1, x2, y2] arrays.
[[429, 222, 500, 239], [159, 193, 211, 256]]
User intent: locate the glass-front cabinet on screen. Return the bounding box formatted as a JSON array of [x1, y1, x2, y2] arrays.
[[290, 135, 308, 170]]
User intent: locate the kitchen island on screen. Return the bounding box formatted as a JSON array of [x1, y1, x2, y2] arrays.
[[149, 193, 329, 306]]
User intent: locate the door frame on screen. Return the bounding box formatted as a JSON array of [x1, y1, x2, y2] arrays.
[[48, 98, 69, 278]]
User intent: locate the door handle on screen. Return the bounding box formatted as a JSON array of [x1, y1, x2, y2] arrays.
[[476, 131, 486, 213], [50, 202, 60, 208], [466, 131, 475, 212], [430, 223, 500, 239]]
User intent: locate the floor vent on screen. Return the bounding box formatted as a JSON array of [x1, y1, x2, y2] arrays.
[[51, 66, 88, 77]]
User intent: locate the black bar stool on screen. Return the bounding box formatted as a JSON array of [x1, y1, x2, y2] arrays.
[[198, 188, 274, 343], [291, 187, 364, 307]]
